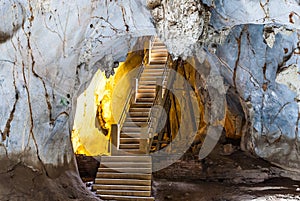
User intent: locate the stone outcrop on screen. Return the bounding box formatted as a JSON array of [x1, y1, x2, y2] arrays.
[[147, 0, 210, 59], [0, 0, 25, 43], [216, 24, 300, 170], [147, 0, 300, 171], [0, 0, 155, 200]]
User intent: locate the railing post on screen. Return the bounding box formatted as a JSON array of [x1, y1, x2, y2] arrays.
[[156, 78, 163, 104], [149, 36, 154, 64], [149, 39, 151, 64], [134, 78, 138, 102], [111, 124, 119, 155]]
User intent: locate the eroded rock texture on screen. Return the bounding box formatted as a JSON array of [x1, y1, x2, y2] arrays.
[[0, 0, 154, 200], [216, 24, 300, 170], [0, 0, 24, 43], [148, 0, 300, 170], [147, 0, 210, 58]]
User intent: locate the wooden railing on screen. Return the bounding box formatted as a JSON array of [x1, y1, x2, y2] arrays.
[[110, 36, 172, 155], [110, 36, 156, 155], [110, 63, 144, 155], [146, 55, 173, 153]]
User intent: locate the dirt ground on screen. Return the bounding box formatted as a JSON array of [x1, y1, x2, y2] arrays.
[[153, 178, 300, 201], [78, 143, 300, 201], [152, 143, 300, 201]]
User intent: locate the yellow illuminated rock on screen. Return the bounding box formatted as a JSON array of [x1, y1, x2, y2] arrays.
[[72, 70, 110, 156], [71, 51, 144, 156]]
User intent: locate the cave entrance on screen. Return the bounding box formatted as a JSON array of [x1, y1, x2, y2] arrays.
[[71, 36, 253, 201], [71, 35, 247, 181], [71, 36, 178, 181], [71, 36, 176, 157]]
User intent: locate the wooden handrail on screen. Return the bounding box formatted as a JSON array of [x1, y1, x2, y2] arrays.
[[111, 37, 158, 153], [146, 54, 173, 153]]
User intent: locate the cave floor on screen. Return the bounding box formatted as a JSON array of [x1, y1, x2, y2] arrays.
[[78, 143, 300, 201], [153, 178, 300, 201], [151, 143, 300, 201]]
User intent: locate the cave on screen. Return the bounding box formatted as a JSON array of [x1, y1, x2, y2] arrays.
[[0, 1, 300, 201]]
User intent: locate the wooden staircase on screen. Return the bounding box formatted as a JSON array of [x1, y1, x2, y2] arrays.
[[93, 156, 153, 201], [93, 37, 169, 201], [119, 37, 168, 154]]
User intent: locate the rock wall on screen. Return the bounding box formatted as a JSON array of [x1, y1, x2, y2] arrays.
[[147, 0, 209, 59], [0, 0, 155, 200], [216, 24, 300, 170], [147, 0, 300, 171]]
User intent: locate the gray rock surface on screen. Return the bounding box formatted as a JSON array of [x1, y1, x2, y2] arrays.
[[147, 0, 209, 59], [216, 24, 300, 170], [211, 0, 300, 30], [0, 0, 24, 43], [0, 0, 155, 200]]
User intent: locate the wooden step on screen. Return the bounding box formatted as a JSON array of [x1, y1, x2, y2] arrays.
[[119, 144, 140, 149], [122, 127, 142, 132], [152, 44, 165, 48], [128, 112, 150, 117], [93, 184, 151, 191], [143, 68, 164, 72], [135, 93, 155, 98], [151, 52, 168, 57], [122, 122, 148, 128], [95, 178, 151, 186], [117, 150, 147, 155], [145, 65, 165, 69], [122, 120, 148, 125], [98, 167, 152, 173], [151, 49, 168, 53], [139, 80, 157, 85], [120, 133, 142, 138], [131, 103, 152, 108], [152, 42, 165, 46], [120, 138, 141, 144], [137, 88, 156, 92], [129, 108, 151, 113], [152, 45, 166, 50], [120, 129, 140, 134], [152, 41, 165, 46], [97, 190, 151, 197], [126, 116, 149, 121], [96, 172, 151, 180], [98, 195, 154, 201], [151, 46, 167, 50], [144, 66, 164, 69], [151, 56, 167, 60], [96, 190, 151, 197], [100, 162, 151, 169], [137, 85, 157, 89], [135, 98, 155, 102], [101, 156, 151, 162], [140, 76, 164, 80], [142, 71, 165, 75], [149, 60, 167, 64]]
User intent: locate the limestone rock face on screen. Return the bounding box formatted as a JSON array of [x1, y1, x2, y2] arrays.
[[149, 0, 300, 170], [0, 0, 25, 43], [210, 0, 300, 29], [0, 0, 155, 200], [216, 24, 300, 170], [147, 0, 209, 59], [203, 1, 300, 171]]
